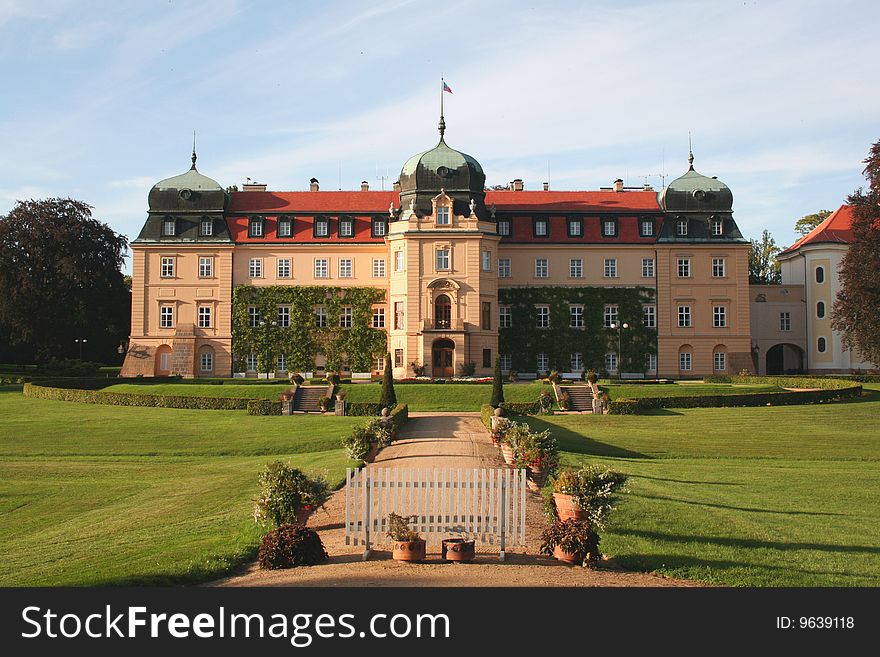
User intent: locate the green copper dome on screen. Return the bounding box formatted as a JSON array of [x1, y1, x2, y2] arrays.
[[658, 153, 733, 214], [148, 153, 226, 214]]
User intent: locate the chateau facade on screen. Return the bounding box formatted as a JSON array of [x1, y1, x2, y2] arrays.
[[121, 120, 753, 380]]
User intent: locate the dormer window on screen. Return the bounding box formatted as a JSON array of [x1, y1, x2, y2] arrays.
[[497, 219, 510, 236], [277, 218, 292, 237], [314, 217, 329, 238], [436, 206, 450, 225], [199, 218, 213, 237], [534, 218, 548, 237], [248, 217, 264, 238], [339, 217, 354, 237], [602, 218, 618, 237], [567, 218, 583, 237], [640, 219, 654, 237], [677, 218, 688, 236], [371, 218, 387, 237], [162, 218, 176, 236], [711, 218, 723, 236]]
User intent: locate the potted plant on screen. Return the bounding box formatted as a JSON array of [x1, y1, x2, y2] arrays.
[[540, 519, 601, 566], [514, 427, 559, 491], [546, 369, 561, 384], [500, 421, 528, 466], [538, 390, 554, 414], [490, 416, 511, 448], [318, 396, 331, 412], [342, 425, 378, 462], [586, 370, 598, 385], [441, 535, 475, 562], [559, 391, 571, 411], [253, 461, 330, 528], [550, 465, 628, 525], [508, 369, 519, 383], [387, 513, 425, 562]]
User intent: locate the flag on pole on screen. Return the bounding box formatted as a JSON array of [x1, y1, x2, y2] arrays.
[[442, 81, 453, 94]]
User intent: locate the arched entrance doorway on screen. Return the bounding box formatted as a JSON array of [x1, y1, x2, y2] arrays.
[[766, 343, 805, 374], [155, 344, 172, 376], [435, 294, 452, 329], [432, 339, 455, 378]]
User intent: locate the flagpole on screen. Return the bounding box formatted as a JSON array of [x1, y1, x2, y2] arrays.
[[440, 76, 444, 122]]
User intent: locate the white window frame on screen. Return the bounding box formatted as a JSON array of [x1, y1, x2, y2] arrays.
[[712, 257, 726, 278], [642, 258, 655, 278], [277, 354, 287, 372], [339, 306, 353, 329], [277, 306, 290, 328], [160, 305, 174, 328], [481, 250, 491, 272], [372, 306, 385, 329], [199, 218, 213, 236], [712, 219, 723, 236], [200, 351, 213, 373], [713, 305, 727, 328], [248, 258, 263, 278], [372, 218, 387, 237], [646, 353, 657, 372], [249, 218, 264, 238], [497, 219, 510, 236], [605, 352, 618, 372], [498, 258, 511, 278], [643, 305, 656, 328], [780, 312, 791, 332], [570, 258, 583, 278], [535, 258, 549, 278], [436, 248, 451, 271], [339, 258, 353, 278], [436, 206, 451, 225], [678, 305, 692, 328], [245, 354, 258, 372], [277, 258, 292, 279], [641, 220, 654, 236], [248, 306, 260, 328], [394, 250, 404, 272], [679, 352, 692, 371], [499, 306, 512, 329], [677, 219, 688, 236], [160, 256, 175, 278], [315, 218, 329, 237], [570, 305, 584, 328], [568, 219, 582, 237], [570, 353, 584, 371], [714, 351, 727, 371], [604, 258, 617, 278], [198, 256, 213, 278], [604, 305, 618, 328], [537, 353, 549, 373], [314, 258, 329, 278], [677, 258, 691, 278], [534, 219, 548, 237], [197, 305, 212, 329], [162, 218, 175, 236], [338, 217, 354, 237], [277, 218, 292, 237], [315, 306, 327, 328], [536, 306, 550, 329], [372, 258, 386, 278], [603, 220, 616, 237]]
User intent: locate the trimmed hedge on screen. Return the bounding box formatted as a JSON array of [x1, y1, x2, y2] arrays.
[[345, 402, 385, 416], [703, 375, 860, 390], [500, 400, 543, 415], [246, 399, 283, 416], [23, 381, 253, 410], [389, 403, 409, 433], [480, 404, 495, 432]]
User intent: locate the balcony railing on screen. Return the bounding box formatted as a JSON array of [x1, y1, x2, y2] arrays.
[[423, 318, 465, 331]]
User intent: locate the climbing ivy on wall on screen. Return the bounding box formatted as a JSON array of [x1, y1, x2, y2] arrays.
[[498, 286, 657, 373], [231, 286, 387, 373]]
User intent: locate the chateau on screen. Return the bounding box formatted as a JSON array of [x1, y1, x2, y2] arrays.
[[121, 117, 755, 380]]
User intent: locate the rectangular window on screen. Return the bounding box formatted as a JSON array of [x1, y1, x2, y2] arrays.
[[482, 348, 492, 369], [339, 258, 353, 278], [249, 218, 264, 238], [498, 258, 511, 278], [277, 354, 287, 372], [780, 312, 791, 332], [481, 250, 491, 272], [642, 258, 655, 278], [339, 306, 352, 328], [677, 219, 688, 236], [604, 305, 618, 328], [712, 219, 724, 236], [338, 217, 354, 237], [604, 258, 617, 278], [534, 219, 548, 237], [714, 351, 727, 371], [162, 218, 175, 236], [200, 218, 213, 236], [394, 250, 404, 272], [536, 306, 550, 329], [249, 258, 262, 278], [277, 258, 291, 278], [570, 305, 584, 328], [646, 353, 657, 372], [160, 305, 174, 328], [497, 219, 510, 236], [603, 219, 617, 237], [643, 305, 656, 328], [198, 256, 213, 278], [570, 352, 583, 371], [277, 218, 292, 237], [537, 353, 549, 373], [641, 220, 654, 237], [245, 354, 258, 372], [248, 306, 260, 328], [394, 349, 403, 368], [606, 352, 618, 372], [200, 351, 213, 372], [713, 305, 727, 328], [499, 306, 512, 328], [314, 258, 328, 278], [570, 258, 583, 278], [482, 301, 491, 330], [678, 305, 692, 328], [277, 306, 290, 327], [197, 305, 212, 328], [677, 258, 691, 277], [372, 218, 387, 237], [568, 218, 582, 237], [535, 258, 549, 278], [372, 306, 385, 329], [315, 306, 327, 328], [712, 257, 726, 278], [372, 258, 386, 278], [436, 206, 450, 225], [436, 248, 450, 271], [314, 218, 329, 237], [394, 302, 404, 330], [680, 352, 692, 371], [500, 354, 512, 372], [375, 356, 385, 371], [160, 256, 175, 278]]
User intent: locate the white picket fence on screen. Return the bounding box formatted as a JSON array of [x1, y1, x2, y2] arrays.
[[344, 467, 527, 560]]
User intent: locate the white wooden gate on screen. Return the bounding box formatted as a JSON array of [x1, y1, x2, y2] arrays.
[[344, 467, 527, 560]]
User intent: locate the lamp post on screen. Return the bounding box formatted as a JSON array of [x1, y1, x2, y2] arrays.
[[610, 322, 629, 379], [74, 337, 87, 360], [258, 320, 277, 379]]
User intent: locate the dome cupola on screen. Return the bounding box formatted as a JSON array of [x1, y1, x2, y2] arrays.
[[148, 149, 227, 214], [658, 150, 733, 214]]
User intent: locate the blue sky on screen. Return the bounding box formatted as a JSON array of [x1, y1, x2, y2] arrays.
[[1, 0, 878, 271]]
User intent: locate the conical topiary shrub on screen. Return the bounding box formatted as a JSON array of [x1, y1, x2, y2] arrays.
[[491, 355, 505, 407], [379, 352, 397, 409]]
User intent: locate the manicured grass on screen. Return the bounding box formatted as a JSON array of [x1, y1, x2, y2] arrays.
[[102, 382, 292, 400], [522, 384, 880, 586], [340, 382, 547, 410], [601, 382, 785, 399], [0, 385, 360, 585]]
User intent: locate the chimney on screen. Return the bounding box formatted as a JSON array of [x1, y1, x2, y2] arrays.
[[612, 178, 624, 193], [510, 178, 524, 191], [361, 180, 369, 192], [309, 178, 320, 192], [392, 180, 400, 192], [543, 181, 549, 191], [242, 182, 268, 192], [643, 183, 654, 191]]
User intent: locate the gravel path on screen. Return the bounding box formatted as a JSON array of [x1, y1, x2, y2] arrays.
[[209, 412, 701, 588]]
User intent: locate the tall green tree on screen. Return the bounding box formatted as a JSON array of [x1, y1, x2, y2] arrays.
[[748, 229, 782, 284], [379, 352, 397, 408], [0, 198, 130, 362], [832, 140, 880, 367], [794, 210, 832, 237], [490, 355, 504, 407]]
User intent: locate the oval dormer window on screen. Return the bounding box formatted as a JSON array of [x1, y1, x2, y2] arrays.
[[178, 189, 193, 200], [692, 189, 706, 200], [436, 166, 450, 177]]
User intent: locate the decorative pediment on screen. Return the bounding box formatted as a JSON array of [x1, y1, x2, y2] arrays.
[[427, 278, 461, 290]]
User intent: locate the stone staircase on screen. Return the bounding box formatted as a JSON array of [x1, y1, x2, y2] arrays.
[[292, 386, 329, 413], [560, 385, 594, 412]]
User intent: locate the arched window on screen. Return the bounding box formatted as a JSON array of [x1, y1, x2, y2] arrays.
[[817, 301, 826, 319], [817, 337, 827, 353], [435, 294, 452, 329], [815, 266, 825, 284]]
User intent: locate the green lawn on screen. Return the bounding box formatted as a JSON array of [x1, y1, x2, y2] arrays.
[[521, 384, 880, 586], [0, 385, 360, 586], [600, 382, 785, 399]]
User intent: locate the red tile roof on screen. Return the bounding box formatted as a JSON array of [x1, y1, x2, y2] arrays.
[[780, 205, 854, 254]]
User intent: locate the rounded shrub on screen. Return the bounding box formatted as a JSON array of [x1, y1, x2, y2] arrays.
[[258, 524, 329, 569], [253, 462, 330, 527]]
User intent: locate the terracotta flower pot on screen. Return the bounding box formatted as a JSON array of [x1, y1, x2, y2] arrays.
[[527, 465, 547, 491], [295, 506, 313, 526], [363, 442, 379, 463], [500, 444, 515, 465], [392, 539, 426, 562], [553, 544, 583, 565], [491, 435, 502, 447], [442, 538, 475, 562], [553, 493, 587, 522]]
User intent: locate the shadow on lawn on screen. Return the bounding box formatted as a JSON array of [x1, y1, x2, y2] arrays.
[[633, 474, 743, 486], [615, 528, 879, 554], [523, 416, 651, 459], [633, 492, 847, 517]]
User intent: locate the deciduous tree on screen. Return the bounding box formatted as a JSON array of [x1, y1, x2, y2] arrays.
[[794, 210, 831, 237], [832, 140, 880, 367], [748, 229, 781, 284]]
